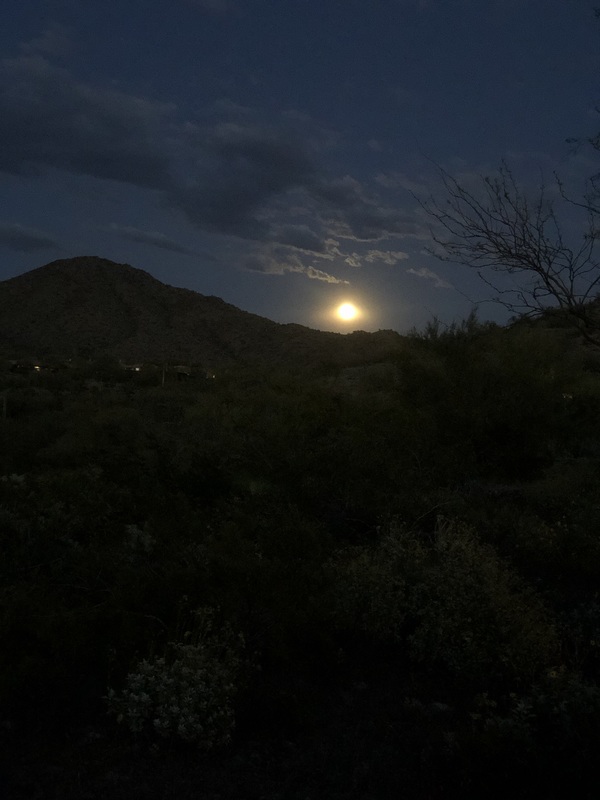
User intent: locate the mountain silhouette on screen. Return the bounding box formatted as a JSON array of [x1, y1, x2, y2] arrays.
[[0, 256, 403, 368]]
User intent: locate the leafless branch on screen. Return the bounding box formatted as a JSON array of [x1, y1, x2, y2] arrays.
[[419, 163, 600, 346]]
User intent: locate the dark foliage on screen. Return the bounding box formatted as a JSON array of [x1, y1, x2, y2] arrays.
[[2, 319, 600, 799]]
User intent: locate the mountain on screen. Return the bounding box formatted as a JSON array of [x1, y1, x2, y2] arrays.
[[0, 256, 404, 368]]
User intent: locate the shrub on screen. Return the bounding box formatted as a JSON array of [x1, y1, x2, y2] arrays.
[[330, 520, 558, 683], [107, 610, 243, 750], [467, 674, 600, 794], [329, 523, 427, 643], [408, 521, 558, 682]]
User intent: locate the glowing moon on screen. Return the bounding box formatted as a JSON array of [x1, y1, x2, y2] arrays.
[[337, 302, 359, 321]]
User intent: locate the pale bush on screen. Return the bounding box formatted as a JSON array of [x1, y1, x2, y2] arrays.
[[107, 612, 243, 750]]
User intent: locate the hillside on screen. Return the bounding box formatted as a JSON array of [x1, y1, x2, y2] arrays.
[[0, 256, 404, 368]]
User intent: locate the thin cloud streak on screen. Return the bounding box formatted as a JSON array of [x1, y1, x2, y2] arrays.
[[0, 222, 60, 252], [243, 249, 349, 284], [108, 225, 202, 257], [407, 266, 453, 289]]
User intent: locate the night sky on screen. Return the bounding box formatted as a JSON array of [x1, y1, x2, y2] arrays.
[[1, 0, 598, 332]]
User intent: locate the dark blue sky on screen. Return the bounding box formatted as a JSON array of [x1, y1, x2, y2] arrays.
[[1, 0, 598, 331]]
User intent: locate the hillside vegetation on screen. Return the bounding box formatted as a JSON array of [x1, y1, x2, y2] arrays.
[[2, 285, 600, 797]]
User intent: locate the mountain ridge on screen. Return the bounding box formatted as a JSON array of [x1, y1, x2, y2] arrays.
[[0, 256, 404, 368]]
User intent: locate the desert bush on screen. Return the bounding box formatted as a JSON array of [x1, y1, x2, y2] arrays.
[[329, 522, 427, 643], [407, 521, 558, 682], [107, 609, 243, 750], [466, 673, 600, 795], [331, 520, 557, 683]]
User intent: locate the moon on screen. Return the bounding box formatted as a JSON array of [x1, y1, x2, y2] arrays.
[[337, 302, 359, 321]]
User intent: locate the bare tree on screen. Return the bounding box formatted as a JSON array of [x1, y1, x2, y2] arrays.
[[421, 162, 600, 346]]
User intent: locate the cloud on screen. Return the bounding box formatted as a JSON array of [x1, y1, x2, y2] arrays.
[[368, 139, 384, 152], [375, 171, 430, 195], [243, 248, 348, 284], [212, 98, 254, 117], [305, 266, 347, 283], [169, 122, 315, 238], [311, 174, 362, 207], [341, 204, 424, 241], [0, 53, 175, 189], [20, 24, 72, 59], [310, 175, 425, 241], [328, 247, 409, 269], [108, 224, 199, 256], [0, 89, 319, 247], [406, 266, 452, 289], [0, 222, 60, 252], [0, 42, 426, 264], [209, 123, 314, 187], [270, 224, 326, 253], [365, 249, 410, 264]]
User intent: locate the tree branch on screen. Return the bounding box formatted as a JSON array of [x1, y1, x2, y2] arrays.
[[419, 163, 600, 346]]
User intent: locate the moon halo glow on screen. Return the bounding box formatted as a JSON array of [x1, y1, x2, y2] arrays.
[[336, 302, 359, 321]]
